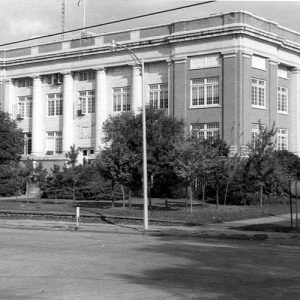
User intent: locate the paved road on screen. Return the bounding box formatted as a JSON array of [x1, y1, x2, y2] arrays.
[[0, 221, 299, 300]]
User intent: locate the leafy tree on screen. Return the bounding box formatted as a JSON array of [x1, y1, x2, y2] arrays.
[[245, 121, 277, 207], [65, 144, 79, 168], [176, 137, 226, 211], [96, 142, 139, 207], [0, 111, 24, 164], [101, 107, 185, 199]]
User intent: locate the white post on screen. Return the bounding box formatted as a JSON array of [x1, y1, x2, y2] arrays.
[[76, 207, 80, 228]]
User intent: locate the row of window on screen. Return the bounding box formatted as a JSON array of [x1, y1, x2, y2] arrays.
[[17, 77, 289, 118], [15, 71, 97, 88], [17, 84, 169, 118], [191, 122, 288, 150], [23, 123, 288, 156], [23, 132, 94, 156]]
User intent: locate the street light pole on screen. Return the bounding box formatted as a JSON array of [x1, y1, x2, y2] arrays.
[[110, 40, 148, 231]]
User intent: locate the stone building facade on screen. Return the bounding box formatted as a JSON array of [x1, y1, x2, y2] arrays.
[[1, 11, 300, 167]]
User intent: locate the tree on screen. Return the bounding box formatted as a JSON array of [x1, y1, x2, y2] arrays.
[[96, 142, 139, 207], [0, 111, 24, 164], [176, 137, 226, 211], [101, 107, 185, 199], [65, 144, 79, 168], [245, 121, 277, 207]]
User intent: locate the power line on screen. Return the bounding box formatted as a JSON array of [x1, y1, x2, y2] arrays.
[[0, 0, 216, 48]]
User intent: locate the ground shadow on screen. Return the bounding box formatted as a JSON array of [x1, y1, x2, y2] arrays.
[[115, 238, 300, 299]]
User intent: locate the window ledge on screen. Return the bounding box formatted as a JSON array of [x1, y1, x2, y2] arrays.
[[189, 65, 220, 70], [278, 111, 288, 115], [251, 105, 267, 110], [189, 105, 221, 109], [251, 67, 267, 71]]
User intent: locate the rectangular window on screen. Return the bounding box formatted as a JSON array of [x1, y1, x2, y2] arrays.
[[46, 131, 62, 155], [47, 93, 63, 116], [191, 122, 219, 140], [190, 54, 220, 69], [277, 129, 288, 150], [149, 84, 168, 109], [18, 96, 32, 118], [112, 87, 131, 112], [251, 123, 267, 140], [23, 133, 32, 155], [252, 55, 266, 70], [78, 90, 95, 114], [191, 77, 219, 107], [251, 78, 266, 108], [277, 86, 288, 113], [17, 78, 33, 88], [78, 71, 95, 81]]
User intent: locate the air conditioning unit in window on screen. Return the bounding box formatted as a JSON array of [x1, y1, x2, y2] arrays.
[[52, 74, 62, 85], [16, 114, 24, 120], [46, 151, 54, 155], [77, 109, 85, 116]]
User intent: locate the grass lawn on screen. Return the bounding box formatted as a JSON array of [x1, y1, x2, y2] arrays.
[[0, 196, 297, 226]]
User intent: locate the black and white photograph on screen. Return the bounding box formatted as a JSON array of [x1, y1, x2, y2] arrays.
[[0, 0, 299, 299]]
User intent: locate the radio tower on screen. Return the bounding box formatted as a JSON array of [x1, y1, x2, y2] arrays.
[[61, 0, 65, 40]]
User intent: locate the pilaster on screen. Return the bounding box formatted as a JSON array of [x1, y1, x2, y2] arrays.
[[31, 75, 44, 156], [131, 65, 142, 113], [95, 67, 107, 152], [290, 68, 300, 155], [62, 71, 74, 153]]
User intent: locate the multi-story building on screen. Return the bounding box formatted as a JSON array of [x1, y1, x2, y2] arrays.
[[1, 11, 300, 168]]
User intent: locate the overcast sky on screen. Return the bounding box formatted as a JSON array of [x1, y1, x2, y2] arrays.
[[1, 0, 300, 47]]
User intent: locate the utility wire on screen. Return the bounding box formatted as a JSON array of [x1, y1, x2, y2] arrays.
[[0, 0, 215, 48]]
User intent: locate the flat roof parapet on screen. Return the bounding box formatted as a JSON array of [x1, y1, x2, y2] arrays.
[[3, 11, 300, 60]]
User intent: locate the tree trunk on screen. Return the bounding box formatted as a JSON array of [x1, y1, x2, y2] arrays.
[[128, 190, 132, 208], [216, 184, 219, 208], [202, 179, 205, 209], [289, 180, 293, 230], [120, 184, 125, 208], [260, 184, 263, 208], [224, 178, 230, 206], [189, 181, 193, 213], [72, 181, 76, 203], [112, 182, 115, 208]]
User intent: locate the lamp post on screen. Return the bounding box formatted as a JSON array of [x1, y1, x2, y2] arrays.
[[110, 40, 149, 231]]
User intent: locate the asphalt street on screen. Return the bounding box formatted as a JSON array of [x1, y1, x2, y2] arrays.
[[0, 220, 299, 299]]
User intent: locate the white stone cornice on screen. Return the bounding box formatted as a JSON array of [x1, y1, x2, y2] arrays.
[[222, 50, 237, 58], [242, 51, 252, 58], [172, 56, 186, 63]]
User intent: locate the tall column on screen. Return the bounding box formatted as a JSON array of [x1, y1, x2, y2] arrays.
[[4, 79, 14, 115], [131, 65, 142, 113], [31, 75, 44, 157], [62, 71, 74, 153], [290, 68, 300, 155], [95, 67, 107, 153]]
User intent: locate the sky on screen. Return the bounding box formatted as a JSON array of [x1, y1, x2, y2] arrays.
[[1, 0, 300, 48]]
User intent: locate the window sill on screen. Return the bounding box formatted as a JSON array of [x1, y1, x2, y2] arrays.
[[251, 105, 267, 110], [278, 111, 288, 115], [189, 105, 221, 109], [189, 65, 220, 70], [251, 67, 267, 71]]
